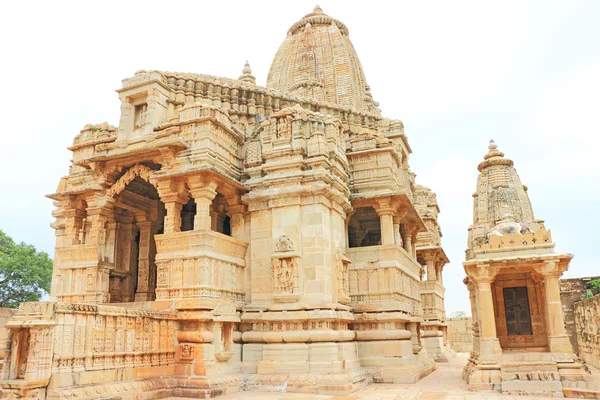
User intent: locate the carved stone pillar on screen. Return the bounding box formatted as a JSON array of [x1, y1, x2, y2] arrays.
[[64, 207, 86, 245], [135, 220, 160, 301], [436, 263, 444, 285], [189, 177, 218, 231], [477, 280, 497, 340], [471, 266, 502, 364], [375, 200, 395, 245], [228, 204, 246, 240], [425, 254, 437, 281], [410, 226, 419, 258], [156, 179, 188, 233], [538, 261, 573, 353], [403, 223, 413, 254], [391, 214, 404, 248], [85, 195, 115, 247]]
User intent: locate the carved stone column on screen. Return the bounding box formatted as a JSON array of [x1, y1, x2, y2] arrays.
[[189, 177, 218, 231], [471, 266, 501, 364], [392, 208, 407, 247], [403, 223, 413, 254], [375, 200, 395, 245], [425, 253, 437, 281], [537, 260, 573, 353], [135, 220, 160, 301], [228, 203, 246, 240], [85, 195, 115, 248], [436, 262, 444, 285], [156, 179, 188, 233], [465, 277, 480, 357], [64, 207, 86, 246], [411, 227, 419, 258]]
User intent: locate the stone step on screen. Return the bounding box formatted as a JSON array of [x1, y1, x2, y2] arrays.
[[501, 351, 555, 363], [501, 379, 564, 397], [501, 370, 560, 381]]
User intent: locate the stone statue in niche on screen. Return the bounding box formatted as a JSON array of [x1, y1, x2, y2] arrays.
[[272, 257, 297, 294], [134, 104, 148, 130], [275, 116, 291, 138]]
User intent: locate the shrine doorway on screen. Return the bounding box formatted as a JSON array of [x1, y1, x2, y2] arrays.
[[110, 175, 165, 303]]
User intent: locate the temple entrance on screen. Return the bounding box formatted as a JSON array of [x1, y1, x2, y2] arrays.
[[492, 272, 548, 350], [109, 174, 165, 303], [503, 286, 533, 336]]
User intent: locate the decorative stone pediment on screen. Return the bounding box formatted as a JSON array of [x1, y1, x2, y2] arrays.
[[275, 235, 295, 252], [107, 164, 156, 197]]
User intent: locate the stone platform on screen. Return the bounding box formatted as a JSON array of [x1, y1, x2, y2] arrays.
[[165, 353, 599, 400]]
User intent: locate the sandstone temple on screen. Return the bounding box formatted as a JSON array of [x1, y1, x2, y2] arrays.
[[2, 6, 598, 400], [0, 6, 455, 399], [462, 141, 599, 397]]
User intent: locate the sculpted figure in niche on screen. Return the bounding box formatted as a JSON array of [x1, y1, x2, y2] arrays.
[[134, 104, 148, 130]]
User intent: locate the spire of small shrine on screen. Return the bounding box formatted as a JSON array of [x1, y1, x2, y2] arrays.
[[478, 139, 513, 172], [239, 60, 256, 84]]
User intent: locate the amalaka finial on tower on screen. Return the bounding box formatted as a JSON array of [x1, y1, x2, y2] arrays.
[[239, 60, 256, 85], [313, 4, 323, 14], [488, 139, 497, 150]]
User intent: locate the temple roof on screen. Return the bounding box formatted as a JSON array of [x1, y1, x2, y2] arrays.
[[267, 6, 379, 115], [468, 140, 538, 249]]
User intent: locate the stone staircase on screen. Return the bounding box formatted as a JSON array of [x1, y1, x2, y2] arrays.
[[500, 352, 564, 397]]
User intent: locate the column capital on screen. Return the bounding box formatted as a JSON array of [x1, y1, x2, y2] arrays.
[[188, 175, 218, 191], [422, 251, 437, 263], [85, 194, 116, 215], [155, 177, 189, 204], [228, 204, 247, 215], [374, 197, 399, 216], [393, 207, 408, 223], [465, 263, 498, 285], [534, 259, 567, 278]]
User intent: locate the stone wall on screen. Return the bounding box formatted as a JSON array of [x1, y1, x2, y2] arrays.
[[574, 294, 600, 369], [560, 276, 599, 354], [447, 317, 473, 353], [0, 302, 179, 399], [0, 308, 15, 367]]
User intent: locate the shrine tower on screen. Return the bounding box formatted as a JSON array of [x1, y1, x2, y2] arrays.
[[463, 140, 598, 397]]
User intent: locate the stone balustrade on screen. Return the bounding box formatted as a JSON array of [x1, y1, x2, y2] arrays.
[[154, 230, 247, 302], [0, 302, 177, 399], [347, 245, 422, 315], [420, 280, 446, 322]]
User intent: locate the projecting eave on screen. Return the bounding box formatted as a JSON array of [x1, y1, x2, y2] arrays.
[[416, 245, 450, 265], [463, 252, 573, 267], [385, 132, 412, 154]]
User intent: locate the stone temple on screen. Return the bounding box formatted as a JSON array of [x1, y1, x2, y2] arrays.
[[463, 141, 599, 397], [0, 6, 455, 399]]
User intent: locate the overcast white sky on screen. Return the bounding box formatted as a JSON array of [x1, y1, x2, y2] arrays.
[[1, 1, 599, 314]]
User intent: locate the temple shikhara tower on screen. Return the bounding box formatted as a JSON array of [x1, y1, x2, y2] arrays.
[[463, 141, 599, 397], [0, 7, 453, 399]]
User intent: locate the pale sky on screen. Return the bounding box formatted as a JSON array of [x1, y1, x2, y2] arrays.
[[1, 1, 599, 314]]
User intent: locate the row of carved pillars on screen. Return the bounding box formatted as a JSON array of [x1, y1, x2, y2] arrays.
[[347, 202, 419, 255], [156, 176, 245, 240]]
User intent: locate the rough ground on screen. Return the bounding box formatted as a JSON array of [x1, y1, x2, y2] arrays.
[[218, 353, 600, 400]]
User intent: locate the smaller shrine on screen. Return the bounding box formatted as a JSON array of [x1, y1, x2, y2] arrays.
[[415, 185, 455, 362], [463, 141, 599, 398]]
